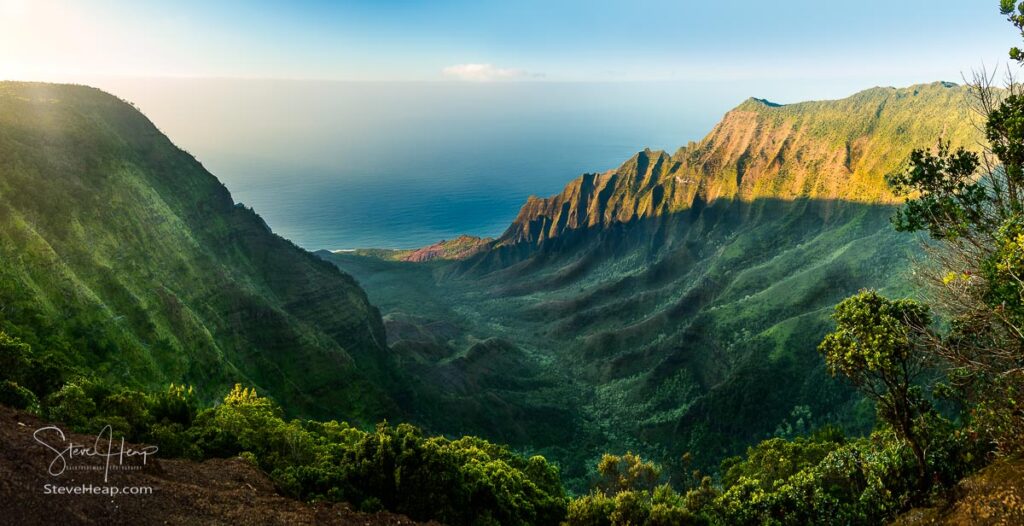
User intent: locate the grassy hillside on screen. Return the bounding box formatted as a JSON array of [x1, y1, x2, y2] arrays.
[[324, 82, 987, 488], [495, 82, 977, 247], [0, 82, 399, 422], [0, 79, 990, 495]]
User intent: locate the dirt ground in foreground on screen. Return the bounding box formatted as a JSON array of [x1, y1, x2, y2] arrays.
[[892, 457, 1024, 526], [0, 404, 439, 525]]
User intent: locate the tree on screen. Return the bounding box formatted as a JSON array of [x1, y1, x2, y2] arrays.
[[566, 453, 709, 526], [880, 2, 1024, 451], [818, 291, 933, 486], [1003, 0, 1024, 62], [148, 383, 199, 426], [597, 452, 662, 494], [44, 383, 98, 428], [0, 331, 31, 383]]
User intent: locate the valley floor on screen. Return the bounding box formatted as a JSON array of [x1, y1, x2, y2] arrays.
[[321, 198, 911, 487]]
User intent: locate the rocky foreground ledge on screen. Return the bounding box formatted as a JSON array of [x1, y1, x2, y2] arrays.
[[891, 457, 1024, 526], [0, 405, 437, 526]]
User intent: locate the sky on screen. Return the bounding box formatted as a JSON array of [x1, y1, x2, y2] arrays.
[[0, 0, 1018, 88], [2, 0, 1022, 249]]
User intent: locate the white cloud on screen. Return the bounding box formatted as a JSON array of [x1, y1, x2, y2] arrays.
[[441, 63, 537, 81]]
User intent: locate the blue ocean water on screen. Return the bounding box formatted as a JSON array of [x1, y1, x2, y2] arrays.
[[95, 78, 871, 249]]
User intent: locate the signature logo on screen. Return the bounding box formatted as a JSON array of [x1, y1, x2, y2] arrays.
[[33, 425, 159, 482]]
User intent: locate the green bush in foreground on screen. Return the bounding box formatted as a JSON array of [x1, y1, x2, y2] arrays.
[[0, 379, 36, 410], [126, 384, 568, 525], [188, 385, 568, 525], [0, 334, 566, 526], [0, 325, 998, 526], [564, 423, 982, 526], [0, 329, 569, 521]]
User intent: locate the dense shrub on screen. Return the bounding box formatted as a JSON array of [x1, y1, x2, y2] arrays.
[[0, 330, 988, 526], [177, 386, 567, 525], [0, 332, 567, 526], [0, 330, 63, 399], [566, 485, 710, 526], [563, 419, 986, 526], [17, 376, 567, 526], [44, 383, 97, 427], [0, 380, 36, 409]]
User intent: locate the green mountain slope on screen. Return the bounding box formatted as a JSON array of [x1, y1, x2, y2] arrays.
[[323, 82, 985, 486], [0, 79, 986, 493], [0, 82, 398, 422], [494, 82, 975, 248]]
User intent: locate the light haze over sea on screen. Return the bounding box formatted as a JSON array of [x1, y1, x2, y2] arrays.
[[7, 1, 1011, 249], [93, 77, 964, 250]]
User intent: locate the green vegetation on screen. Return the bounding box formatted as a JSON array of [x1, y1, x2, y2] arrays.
[[563, 425, 982, 526], [0, 332, 566, 525], [324, 81, 983, 488], [0, 318, 989, 525], [0, 52, 987, 502], [818, 292, 935, 486], [0, 82, 399, 423], [557, 5, 1024, 523], [5, 4, 1024, 525]]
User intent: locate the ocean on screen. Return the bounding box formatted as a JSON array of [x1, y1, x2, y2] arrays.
[[91, 78, 868, 249]]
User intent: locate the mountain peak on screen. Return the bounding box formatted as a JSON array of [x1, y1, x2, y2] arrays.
[[496, 81, 982, 247], [737, 97, 784, 110], [0, 81, 398, 421], [731, 81, 965, 115]]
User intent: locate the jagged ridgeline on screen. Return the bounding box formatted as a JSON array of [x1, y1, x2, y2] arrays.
[[0, 79, 989, 493], [491, 81, 976, 250], [324, 82, 985, 486], [0, 82, 401, 423]]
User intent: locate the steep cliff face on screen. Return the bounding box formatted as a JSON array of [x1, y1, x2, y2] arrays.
[[498, 156, 673, 246], [328, 82, 988, 485], [498, 82, 977, 247], [0, 82, 398, 422]]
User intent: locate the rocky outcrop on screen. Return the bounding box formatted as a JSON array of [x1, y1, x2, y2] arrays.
[[496, 82, 979, 247], [402, 235, 493, 262]]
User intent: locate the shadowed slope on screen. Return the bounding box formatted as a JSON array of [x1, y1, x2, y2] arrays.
[[326, 82, 986, 485], [493, 82, 976, 249], [0, 82, 399, 422]]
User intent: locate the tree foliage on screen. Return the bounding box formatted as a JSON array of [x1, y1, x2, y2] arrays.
[[887, 143, 985, 239], [1003, 0, 1024, 62], [597, 452, 662, 494], [882, 0, 1024, 454], [818, 291, 934, 486], [0, 331, 566, 525]]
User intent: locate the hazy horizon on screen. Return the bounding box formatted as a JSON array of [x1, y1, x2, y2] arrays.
[[3, 1, 1016, 249], [57, 76, 976, 250]]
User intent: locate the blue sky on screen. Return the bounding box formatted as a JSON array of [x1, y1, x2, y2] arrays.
[[3, 0, 1019, 249], [0, 0, 1017, 85]]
